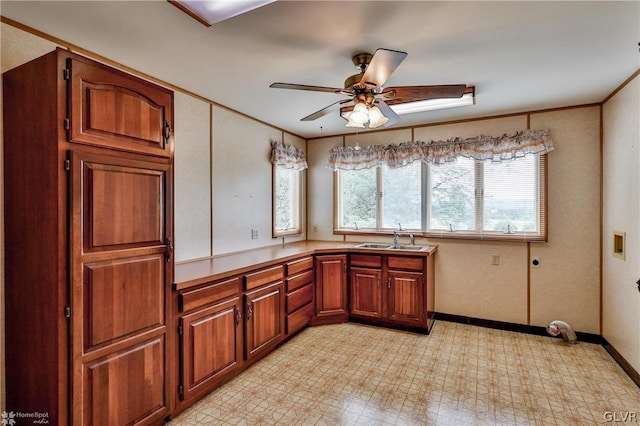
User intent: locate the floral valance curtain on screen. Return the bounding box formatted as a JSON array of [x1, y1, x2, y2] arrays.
[[327, 129, 554, 170], [271, 141, 308, 171]]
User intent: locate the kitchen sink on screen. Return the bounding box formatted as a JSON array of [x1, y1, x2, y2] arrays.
[[353, 243, 430, 251], [353, 243, 393, 249]]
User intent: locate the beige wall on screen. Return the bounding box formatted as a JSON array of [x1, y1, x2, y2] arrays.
[[603, 73, 640, 372], [211, 106, 306, 255], [308, 109, 602, 332], [529, 107, 601, 333], [307, 135, 343, 241], [174, 92, 211, 261]]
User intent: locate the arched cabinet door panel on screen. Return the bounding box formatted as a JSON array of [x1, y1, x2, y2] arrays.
[[68, 56, 173, 158]]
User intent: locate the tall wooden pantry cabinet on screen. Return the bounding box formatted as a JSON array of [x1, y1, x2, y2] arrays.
[[3, 48, 174, 425]]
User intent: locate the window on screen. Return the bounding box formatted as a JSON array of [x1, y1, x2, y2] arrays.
[[337, 163, 422, 230], [339, 167, 377, 229], [429, 157, 475, 232], [272, 165, 303, 237], [336, 154, 547, 241], [382, 163, 422, 229]]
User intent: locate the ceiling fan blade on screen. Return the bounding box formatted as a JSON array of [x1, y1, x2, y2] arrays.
[[270, 82, 344, 94], [382, 84, 467, 101], [374, 99, 401, 127], [359, 48, 407, 88], [301, 99, 352, 121]]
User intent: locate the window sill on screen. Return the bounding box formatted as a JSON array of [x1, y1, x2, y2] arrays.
[[334, 228, 546, 242], [273, 229, 303, 238]]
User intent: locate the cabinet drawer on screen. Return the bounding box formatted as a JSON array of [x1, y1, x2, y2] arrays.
[[245, 265, 284, 290], [286, 256, 313, 276], [287, 303, 314, 335], [286, 269, 313, 292], [286, 283, 313, 314], [351, 254, 382, 268], [180, 277, 241, 313], [388, 256, 424, 271]]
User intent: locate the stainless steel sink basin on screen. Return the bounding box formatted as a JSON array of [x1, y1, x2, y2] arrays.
[[353, 243, 393, 249], [353, 243, 430, 251]]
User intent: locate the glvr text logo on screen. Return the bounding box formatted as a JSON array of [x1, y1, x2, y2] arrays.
[[604, 412, 638, 423]]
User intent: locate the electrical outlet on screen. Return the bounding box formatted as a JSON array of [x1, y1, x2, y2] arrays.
[[491, 255, 500, 266], [531, 257, 540, 268], [251, 229, 258, 239]]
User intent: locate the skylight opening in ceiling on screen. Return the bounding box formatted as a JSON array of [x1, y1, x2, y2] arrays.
[[169, 0, 277, 26]]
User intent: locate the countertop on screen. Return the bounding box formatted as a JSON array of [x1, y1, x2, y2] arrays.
[[174, 240, 437, 290]]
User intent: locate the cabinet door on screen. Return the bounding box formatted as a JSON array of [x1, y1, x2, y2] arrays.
[[350, 267, 383, 318], [315, 255, 348, 321], [180, 297, 242, 402], [70, 151, 171, 425], [69, 56, 173, 157], [245, 281, 284, 361], [388, 271, 424, 325]]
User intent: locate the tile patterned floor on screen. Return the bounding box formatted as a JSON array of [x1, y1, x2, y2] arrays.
[[169, 321, 640, 425]]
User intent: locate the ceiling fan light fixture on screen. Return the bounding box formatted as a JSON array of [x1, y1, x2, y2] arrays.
[[390, 92, 475, 115], [345, 117, 366, 128], [346, 102, 370, 127], [367, 106, 389, 128]]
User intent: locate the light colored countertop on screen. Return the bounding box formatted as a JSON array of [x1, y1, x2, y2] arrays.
[[174, 240, 437, 290]]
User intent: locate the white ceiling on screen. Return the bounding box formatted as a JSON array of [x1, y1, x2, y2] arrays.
[[2, 1, 639, 139]]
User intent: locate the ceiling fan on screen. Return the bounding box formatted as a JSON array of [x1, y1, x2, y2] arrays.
[[270, 48, 471, 129]]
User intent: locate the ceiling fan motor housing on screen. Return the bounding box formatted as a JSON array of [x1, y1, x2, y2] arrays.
[[345, 52, 375, 90], [352, 52, 373, 69]]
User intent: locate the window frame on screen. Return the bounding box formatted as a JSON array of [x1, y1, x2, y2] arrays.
[[272, 164, 304, 238], [334, 154, 548, 242]]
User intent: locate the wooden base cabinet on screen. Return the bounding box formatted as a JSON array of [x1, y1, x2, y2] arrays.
[[3, 49, 174, 425], [244, 282, 285, 361], [314, 255, 348, 324], [244, 266, 285, 362], [285, 257, 315, 335], [350, 266, 384, 319], [177, 277, 243, 404], [349, 254, 434, 331], [170, 249, 435, 418], [388, 270, 424, 325]]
